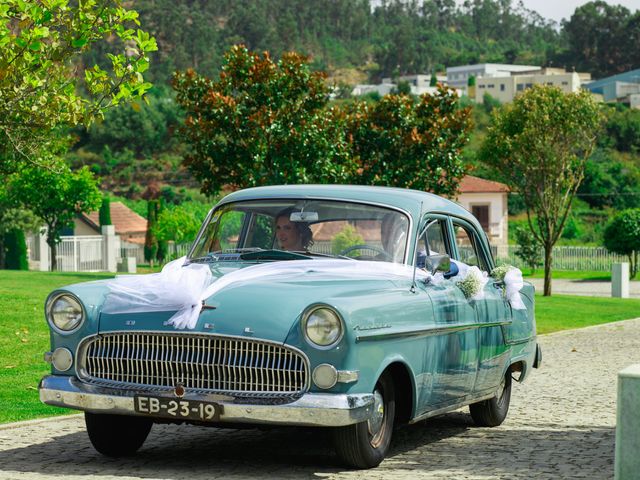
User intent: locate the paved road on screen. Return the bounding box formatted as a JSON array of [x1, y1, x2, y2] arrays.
[[2, 319, 639, 479], [528, 278, 640, 298]]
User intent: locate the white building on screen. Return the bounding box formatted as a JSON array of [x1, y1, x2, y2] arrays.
[[446, 63, 540, 89], [475, 68, 585, 104]]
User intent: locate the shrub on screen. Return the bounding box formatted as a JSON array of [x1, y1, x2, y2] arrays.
[[514, 226, 542, 273], [4, 229, 28, 270], [331, 224, 364, 255], [603, 209, 640, 278]]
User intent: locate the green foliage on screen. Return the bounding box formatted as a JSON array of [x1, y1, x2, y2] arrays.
[[3, 229, 28, 270], [0, 0, 157, 172], [347, 85, 472, 195], [514, 226, 542, 273], [396, 80, 411, 95], [603, 209, 640, 278], [561, 216, 582, 240], [331, 224, 364, 255], [9, 162, 102, 271], [99, 196, 111, 226], [144, 200, 159, 263], [600, 106, 640, 153], [563, 1, 640, 78], [468, 75, 476, 87], [174, 45, 357, 196], [153, 202, 210, 245], [482, 93, 501, 114], [430, 73, 438, 87], [479, 85, 602, 295]]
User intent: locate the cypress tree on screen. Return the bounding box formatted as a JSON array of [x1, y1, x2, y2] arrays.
[[144, 200, 159, 264], [4, 229, 28, 270], [99, 195, 112, 225]]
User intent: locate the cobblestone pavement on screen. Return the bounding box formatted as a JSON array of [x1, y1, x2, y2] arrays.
[[528, 278, 640, 298], [2, 319, 639, 480]]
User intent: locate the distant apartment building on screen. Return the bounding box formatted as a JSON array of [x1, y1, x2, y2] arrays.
[[475, 68, 589, 104], [446, 63, 539, 90], [584, 68, 640, 106]]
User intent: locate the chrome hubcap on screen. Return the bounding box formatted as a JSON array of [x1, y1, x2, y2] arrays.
[[368, 390, 385, 436]]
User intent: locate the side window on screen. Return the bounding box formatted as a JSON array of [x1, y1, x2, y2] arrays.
[[453, 223, 489, 271], [417, 219, 449, 268]]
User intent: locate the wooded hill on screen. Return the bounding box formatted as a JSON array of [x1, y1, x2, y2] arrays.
[[85, 0, 639, 85]]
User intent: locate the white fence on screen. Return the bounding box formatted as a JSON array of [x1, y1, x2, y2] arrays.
[[28, 235, 105, 272], [492, 245, 628, 271]]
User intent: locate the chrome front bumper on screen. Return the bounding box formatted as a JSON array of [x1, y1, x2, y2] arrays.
[[39, 376, 374, 427]]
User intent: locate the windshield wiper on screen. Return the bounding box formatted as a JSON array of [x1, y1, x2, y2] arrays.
[[303, 251, 354, 260], [240, 249, 312, 261]]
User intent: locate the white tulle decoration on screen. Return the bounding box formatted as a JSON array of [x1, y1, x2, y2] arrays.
[[102, 257, 430, 330], [503, 267, 526, 310]]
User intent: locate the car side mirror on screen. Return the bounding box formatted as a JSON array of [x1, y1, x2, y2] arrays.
[[424, 254, 451, 275]]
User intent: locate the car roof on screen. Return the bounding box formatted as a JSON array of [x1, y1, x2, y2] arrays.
[[217, 184, 472, 221]]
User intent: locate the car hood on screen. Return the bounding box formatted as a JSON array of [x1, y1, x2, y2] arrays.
[[93, 260, 415, 343]]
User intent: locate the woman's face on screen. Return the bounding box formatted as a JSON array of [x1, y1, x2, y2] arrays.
[[276, 216, 302, 251]]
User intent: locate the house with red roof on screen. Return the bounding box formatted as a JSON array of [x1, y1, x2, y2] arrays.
[[73, 202, 147, 245], [456, 175, 510, 246]]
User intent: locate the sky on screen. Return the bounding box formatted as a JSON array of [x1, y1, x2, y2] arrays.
[[519, 0, 640, 24]]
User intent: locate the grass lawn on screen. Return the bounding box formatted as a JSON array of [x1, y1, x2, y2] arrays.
[[522, 269, 613, 281], [1, 270, 639, 424]]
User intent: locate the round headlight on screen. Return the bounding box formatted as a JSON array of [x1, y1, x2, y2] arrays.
[[303, 306, 343, 348], [47, 294, 84, 332]]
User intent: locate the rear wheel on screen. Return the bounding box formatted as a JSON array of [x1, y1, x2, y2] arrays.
[[469, 371, 512, 427], [333, 372, 395, 469], [85, 412, 152, 457]]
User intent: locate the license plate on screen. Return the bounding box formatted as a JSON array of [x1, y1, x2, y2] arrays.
[[134, 395, 222, 421]]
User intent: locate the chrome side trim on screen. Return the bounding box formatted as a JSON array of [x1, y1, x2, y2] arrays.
[[337, 370, 359, 384], [39, 375, 374, 428], [408, 391, 496, 424], [355, 321, 512, 342]]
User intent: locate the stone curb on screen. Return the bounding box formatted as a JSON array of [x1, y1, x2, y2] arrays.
[[0, 413, 81, 431]]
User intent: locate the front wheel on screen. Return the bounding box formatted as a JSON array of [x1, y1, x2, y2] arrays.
[[332, 372, 395, 469], [85, 412, 152, 457], [469, 371, 512, 427]]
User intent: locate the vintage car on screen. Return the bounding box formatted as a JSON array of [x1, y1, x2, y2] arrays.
[[39, 185, 540, 468]]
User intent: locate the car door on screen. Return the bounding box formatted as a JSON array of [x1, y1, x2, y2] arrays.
[[451, 218, 511, 395], [417, 216, 478, 410]]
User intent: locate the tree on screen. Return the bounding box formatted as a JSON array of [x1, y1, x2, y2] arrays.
[[99, 196, 112, 226], [144, 199, 159, 264], [0, 0, 157, 172], [3, 229, 28, 270], [174, 45, 356, 196], [153, 202, 210, 245], [514, 226, 542, 274], [478, 85, 601, 296], [603, 209, 640, 279], [563, 1, 637, 78], [430, 73, 438, 87], [346, 85, 473, 196], [0, 183, 39, 268], [10, 163, 102, 271]]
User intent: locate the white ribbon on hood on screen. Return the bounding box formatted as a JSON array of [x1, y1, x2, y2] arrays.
[[103, 256, 429, 330]]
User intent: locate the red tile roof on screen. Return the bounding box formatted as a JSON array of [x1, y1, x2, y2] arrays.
[[84, 202, 147, 235], [459, 175, 509, 193]]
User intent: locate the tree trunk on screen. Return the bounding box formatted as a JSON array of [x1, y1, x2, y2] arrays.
[[543, 243, 553, 296], [49, 241, 57, 271]]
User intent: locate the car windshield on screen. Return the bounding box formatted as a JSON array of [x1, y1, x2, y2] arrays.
[[189, 199, 410, 264]]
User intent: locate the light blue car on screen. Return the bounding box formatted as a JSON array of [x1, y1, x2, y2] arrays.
[[40, 185, 540, 468]]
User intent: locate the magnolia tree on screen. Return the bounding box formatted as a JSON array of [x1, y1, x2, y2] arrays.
[[345, 86, 472, 196], [175, 45, 472, 197], [173, 45, 357, 196], [479, 86, 601, 296], [0, 0, 157, 172]]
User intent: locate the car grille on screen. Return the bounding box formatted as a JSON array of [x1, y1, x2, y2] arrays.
[[79, 333, 309, 396]]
